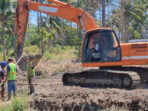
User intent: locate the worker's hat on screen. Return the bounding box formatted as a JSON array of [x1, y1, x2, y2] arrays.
[[1, 62, 7, 67], [8, 58, 13, 62]]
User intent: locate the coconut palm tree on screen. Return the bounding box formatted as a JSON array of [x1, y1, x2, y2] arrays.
[[0, 0, 12, 60], [107, 0, 146, 42], [97, 0, 116, 27], [120, 0, 146, 42]]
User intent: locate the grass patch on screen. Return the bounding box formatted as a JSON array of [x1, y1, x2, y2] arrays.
[[0, 45, 79, 63], [12, 96, 28, 111], [0, 95, 28, 111], [43, 45, 78, 63], [24, 45, 41, 55], [0, 105, 13, 111]]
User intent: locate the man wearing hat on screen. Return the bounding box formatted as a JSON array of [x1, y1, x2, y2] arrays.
[[0, 62, 7, 100], [4, 58, 17, 100], [27, 55, 35, 95]]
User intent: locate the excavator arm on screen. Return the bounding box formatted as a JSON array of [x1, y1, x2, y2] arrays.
[[15, 0, 98, 44]]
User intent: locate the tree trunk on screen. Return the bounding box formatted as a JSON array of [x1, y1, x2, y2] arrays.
[[102, 0, 106, 27], [48, 37, 51, 49], [14, 35, 17, 52], [90, 0, 95, 17], [122, 14, 129, 42], [70, 22, 73, 46], [120, 0, 125, 42], [39, 12, 44, 54], [2, 22, 6, 61], [15, 35, 25, 61], [6, 24, 17, 51], [60, 0, 64, 49], [47, 15, 51, 49], [76, 24, 79, 50], [41, 33, 44, 54], [37, 11, 40, 29], [16, 36, 25, 61], [119, 30, 121, 41], [60, 18, 64, 49], [138, 25, 143, 38]]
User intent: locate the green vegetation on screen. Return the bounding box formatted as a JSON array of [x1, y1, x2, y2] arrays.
[[0, 45, 78, 63], [0, 96, 28, 111], [0, 105, 13, 111], [12, 96, 28, 111], [0, 0, 147, 61], [43, 45, 77, 63]]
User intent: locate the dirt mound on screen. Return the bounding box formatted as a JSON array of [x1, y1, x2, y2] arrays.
[[35, 60, 84, 76], [29, 87, 148, 111]]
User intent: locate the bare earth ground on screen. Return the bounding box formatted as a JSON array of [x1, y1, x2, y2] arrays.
[[5, 60, 148, 111]]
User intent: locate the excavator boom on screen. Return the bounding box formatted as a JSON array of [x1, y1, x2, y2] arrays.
[[15, 0, 98, 44]]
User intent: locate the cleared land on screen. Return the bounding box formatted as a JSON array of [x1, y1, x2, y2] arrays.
[[14, 60, 148, 111]]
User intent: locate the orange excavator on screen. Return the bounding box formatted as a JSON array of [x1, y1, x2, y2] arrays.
[[15, 0, 148, 89]]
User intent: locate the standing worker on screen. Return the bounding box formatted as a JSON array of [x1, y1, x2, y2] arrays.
[[0, 62, 7, 100], [4, 58, 17, 100], [27, 55, 35, 95]]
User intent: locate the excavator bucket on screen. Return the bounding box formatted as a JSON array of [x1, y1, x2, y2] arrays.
[[18, 54, 42, 71]]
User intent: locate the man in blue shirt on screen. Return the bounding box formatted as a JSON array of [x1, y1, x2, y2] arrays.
[[0, 62, 7, 100]]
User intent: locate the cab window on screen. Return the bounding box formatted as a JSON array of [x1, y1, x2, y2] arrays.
[[83, 30, 121, 63]]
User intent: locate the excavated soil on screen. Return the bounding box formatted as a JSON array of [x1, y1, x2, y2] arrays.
[[16, 60, 148, 111]]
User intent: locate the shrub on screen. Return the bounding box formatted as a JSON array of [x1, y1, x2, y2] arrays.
[[12, 96, 28, 111], [24, 45, 40, 55], [43, 51, 52, 59], [48, 44, 63, 54]]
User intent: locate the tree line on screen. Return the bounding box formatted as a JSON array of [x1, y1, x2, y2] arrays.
[[0, 0, 147, 60]]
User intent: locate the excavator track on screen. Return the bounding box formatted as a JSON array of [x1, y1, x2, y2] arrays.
[[100, 66, 148, 83], [62, 69, 141, 89]]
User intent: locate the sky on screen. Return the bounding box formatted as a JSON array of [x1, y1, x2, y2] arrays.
[[28, 0, 119, 26]]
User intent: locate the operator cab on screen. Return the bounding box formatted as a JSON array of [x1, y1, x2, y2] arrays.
[[82, 29, 121, 63]]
